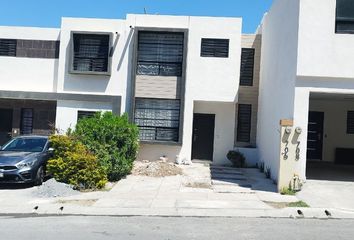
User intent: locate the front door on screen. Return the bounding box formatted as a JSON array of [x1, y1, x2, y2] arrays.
[[0, 109, 13, 145], [191, 114, 215, 161], [307, 111, 324, 160]]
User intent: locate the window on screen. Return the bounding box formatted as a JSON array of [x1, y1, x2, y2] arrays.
[[134, 98, 180, 142], [336, 0, 354, 33], [201, 38, 229, 58], [137, 31, 184, 76], [347, 111, 354, 134], [72, 33, 110, 73], [20, 108, 33, 135], [240, 48, 255, 86], [0, 39, 17, 56], [237, 104, 252, 142], [77, 111, 97, 121]]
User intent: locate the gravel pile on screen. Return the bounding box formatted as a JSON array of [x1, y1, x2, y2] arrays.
[[32, 179, 80, 198], [132, 161, 183, 177]]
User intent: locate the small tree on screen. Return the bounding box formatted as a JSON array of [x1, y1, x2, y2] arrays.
[[74, 112, 139, 181]]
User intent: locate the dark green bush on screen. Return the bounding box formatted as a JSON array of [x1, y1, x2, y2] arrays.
[[74, 112, 139, 181], [47, 135, 107, 190], [226, 150, 246, 168]]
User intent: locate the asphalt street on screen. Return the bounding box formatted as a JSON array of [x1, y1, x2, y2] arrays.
[[0, 215, 353, 240]]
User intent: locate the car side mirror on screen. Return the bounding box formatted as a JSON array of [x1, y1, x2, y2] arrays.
[[48, 147, 54, 152]]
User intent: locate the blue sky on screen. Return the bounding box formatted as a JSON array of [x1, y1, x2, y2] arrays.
[[0, 0, 273, 33]]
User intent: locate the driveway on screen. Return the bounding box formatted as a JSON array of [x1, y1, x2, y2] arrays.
[[297, 162, 354, 211]]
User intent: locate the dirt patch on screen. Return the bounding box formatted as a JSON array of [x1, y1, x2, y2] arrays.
[[132, 161, 183, 177], [265, 201, 310, 209], [57, 199, 98, 206]]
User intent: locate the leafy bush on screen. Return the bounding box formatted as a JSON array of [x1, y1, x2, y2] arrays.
[[280, 187, 297, 196], [47, 135, 107, 190], [74, 112, 139, 181], [226, 150, 246, 168]]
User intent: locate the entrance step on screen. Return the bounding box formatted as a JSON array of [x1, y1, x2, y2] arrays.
[[211, 179, 252, 188], [210, 168, 243, 175], [211, 173, 247, 181], [213, 185, 255, 194]]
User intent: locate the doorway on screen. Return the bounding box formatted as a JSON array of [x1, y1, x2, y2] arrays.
[[0, 109, 13, 145], [191, 114, 215, 161], [307, 111, 324, 160]]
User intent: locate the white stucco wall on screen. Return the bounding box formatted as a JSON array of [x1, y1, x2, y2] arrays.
[[0, 26, 60, 93], [193, 101, 236, 165], [257, 0, 300, 180], [55, 100, 113, 132], [56, 18, 132, 112], [297, 0, 354, 78]]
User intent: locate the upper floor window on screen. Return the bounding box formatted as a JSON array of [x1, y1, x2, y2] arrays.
[[336, 0, 354, 34], [201, 38, 229, 58], [0, 39, 17, 57], [72, 33, 111, 74], [240, 48, 255, 86], [137, 31, 184, 77]]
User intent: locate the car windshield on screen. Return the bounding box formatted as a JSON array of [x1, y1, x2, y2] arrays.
[[1, 138, 47, 152]]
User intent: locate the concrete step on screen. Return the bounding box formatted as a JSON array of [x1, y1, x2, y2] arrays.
[[210, 168, 244, 175], [210, 165, 243, 171], [211, 173, 247, 181], [211, 179, 252, 188], [213, 185, 255, 194]]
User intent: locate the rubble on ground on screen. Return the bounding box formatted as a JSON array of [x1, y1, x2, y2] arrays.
[[32, 178, 80, 198], [132, 161, 183, 177]]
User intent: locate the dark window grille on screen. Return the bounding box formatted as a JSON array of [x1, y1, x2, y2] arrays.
[[240, 48, 255, 86], [134, 98, 180, 142], [20, 108, 33, 135], [237, 104, 252, 142], [77, 111, 97, 121], [73, 34, 110, 73], [336, 0, 354, 33], [0, 39, 17, 56], [201, 38, 229, 58], [137, 32, 184, 76], [347, 111, 354, 134]]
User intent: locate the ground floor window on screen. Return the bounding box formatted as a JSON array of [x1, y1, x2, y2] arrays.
[[237, 104, 252, 142], [134, 98, 180, 142], [77, 111, 97, 121]]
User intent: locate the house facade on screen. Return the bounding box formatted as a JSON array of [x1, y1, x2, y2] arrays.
[[0, 15, 251, 167], [1, 0, 352, 190]]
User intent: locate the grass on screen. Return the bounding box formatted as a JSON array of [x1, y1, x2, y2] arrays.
[[280, 187, 297, 196], [287, 201, 310, 208], [265, 201, 310, 209]]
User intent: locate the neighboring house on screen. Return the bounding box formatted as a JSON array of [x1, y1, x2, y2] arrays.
[[257, 0, 354, 189]]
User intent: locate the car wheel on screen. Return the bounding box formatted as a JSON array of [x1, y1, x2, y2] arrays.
[[34, 166, 45, 186]]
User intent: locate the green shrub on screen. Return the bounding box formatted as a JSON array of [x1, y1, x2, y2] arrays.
[[280, 187, 297, 196], [47, 135, 107, 190], [74, 112, 139, 181], [226, 150, 246, 168]]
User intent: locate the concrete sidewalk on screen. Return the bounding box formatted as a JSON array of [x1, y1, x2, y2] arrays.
[[0, 163, 354, 219]]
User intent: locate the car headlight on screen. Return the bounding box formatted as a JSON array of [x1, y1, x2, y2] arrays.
[[16, 161, 35, 169]]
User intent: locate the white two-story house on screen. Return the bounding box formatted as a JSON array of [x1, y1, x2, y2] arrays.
[[1, 14, 264, 167]]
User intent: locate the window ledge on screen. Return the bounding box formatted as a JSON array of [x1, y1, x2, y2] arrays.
[[139, 140, 182, 146], [69, 70, 111, 76]]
